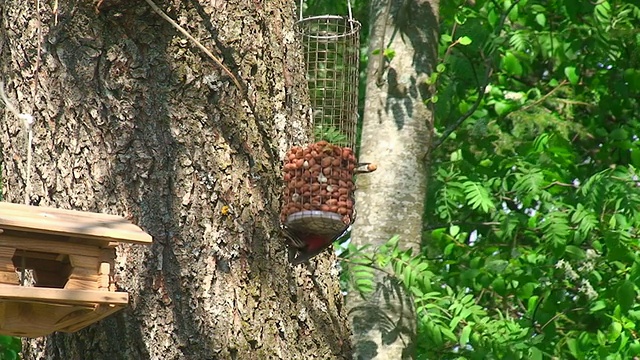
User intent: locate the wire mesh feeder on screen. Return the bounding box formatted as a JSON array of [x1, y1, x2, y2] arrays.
[[282, 10, 364, 263], [295, 15, 361, 151]]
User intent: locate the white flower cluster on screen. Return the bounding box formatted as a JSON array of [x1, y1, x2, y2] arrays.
[[554, 249, 600, 300]]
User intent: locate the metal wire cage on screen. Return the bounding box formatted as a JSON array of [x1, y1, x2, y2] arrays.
[[295, 15, 361, 150], [280, 10, 362, 263]]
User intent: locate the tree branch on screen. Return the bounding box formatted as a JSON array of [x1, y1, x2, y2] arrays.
[[144, 0, 243, 92]]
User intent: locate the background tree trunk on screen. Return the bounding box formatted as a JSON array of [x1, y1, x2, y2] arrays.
[[0, 0, 351, 358], [348, 0, 438, 358]]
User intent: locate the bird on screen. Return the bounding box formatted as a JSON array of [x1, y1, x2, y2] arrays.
[[283, 224, 352, 265]]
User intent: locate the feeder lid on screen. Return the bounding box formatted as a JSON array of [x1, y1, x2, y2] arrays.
[[285, 210, 347, 239], [0, 202, 152, 246]]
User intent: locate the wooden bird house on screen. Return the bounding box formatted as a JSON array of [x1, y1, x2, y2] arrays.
[[0, 202, 152, 337]]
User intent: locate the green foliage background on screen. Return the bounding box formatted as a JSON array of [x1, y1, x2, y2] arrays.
[[301, 0, 640, 358]]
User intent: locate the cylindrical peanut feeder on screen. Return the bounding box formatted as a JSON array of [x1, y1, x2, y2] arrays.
[[283, 5, 363, 263]]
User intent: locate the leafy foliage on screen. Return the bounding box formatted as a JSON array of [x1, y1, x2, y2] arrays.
[[337, 0, 640, 359], [0, 336, 21, 360], [423, 0, 640, 358]]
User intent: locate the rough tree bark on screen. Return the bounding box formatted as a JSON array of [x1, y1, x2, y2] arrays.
[[0, 0, 351, 359], [348, 0, 439, 359]]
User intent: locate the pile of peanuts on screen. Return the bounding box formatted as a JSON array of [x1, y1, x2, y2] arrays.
[[281, 141, 356, 225]]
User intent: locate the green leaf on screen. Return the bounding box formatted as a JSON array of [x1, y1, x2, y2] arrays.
[[458, 36, 472, 46], [2, 349, 17, 360], [459, 324, 472, 346], [529, 347, 543, 360], [440, 34, 452, 43], [564, 66, 579, 85], [383, 48, 396, 61], [0, 336, 12, 346], [617, 280, 635, 311], [463, 181, 496, 212], [527, 296, 540, 315], [590, 300, 607, 312], [502, 51, 523, 76], [440, 326, 457, 342], [608, 321, 622, 342], [491, 276, 506, 296], [565, 245, 585, 259], [567, 338, 580, 359], [494, 101, 513, 116], [594, 1, 611, 24], [535, 13, 546, 27]]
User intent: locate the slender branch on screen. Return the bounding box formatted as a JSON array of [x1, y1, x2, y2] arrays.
[[518, 80, 568, 112], [423, 221, 501, 231], [144, 0, 243, 92], [541, 180, 576, 190], [431, 0, 521, 152]]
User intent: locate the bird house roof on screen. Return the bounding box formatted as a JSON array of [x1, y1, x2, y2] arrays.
[[0, 202, 152, 245]]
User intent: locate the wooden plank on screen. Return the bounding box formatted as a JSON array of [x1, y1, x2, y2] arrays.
[[68, 254, 99, 269], [0, 247, 15, 258], [0, 202, 136, 225], [0, 272, 18, 285], [64, 279, 98, 290], [13, 250, 65, 262], [0, 301, 81, 337], [98, 274, 110, 289], [0, 236, 101, 258], [58, 304, 125, 333], [67, 267, 99, 280], [0, 286, 128, 305], [0, 202, 152, 244], [0, 301, 100, 337], [0, 261, 15, 272]]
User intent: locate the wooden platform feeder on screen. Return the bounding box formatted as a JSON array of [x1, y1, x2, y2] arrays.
[[0, 202, 152, 337]]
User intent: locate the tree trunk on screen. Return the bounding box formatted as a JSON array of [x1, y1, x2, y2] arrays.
[[348, 0, 438, 358], [0, 0, 351, 358]]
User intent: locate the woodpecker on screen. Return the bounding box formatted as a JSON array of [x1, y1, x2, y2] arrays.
[[283, 224, 352, 265]]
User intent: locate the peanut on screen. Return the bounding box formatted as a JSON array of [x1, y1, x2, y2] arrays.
[[321, 157, 333, 167]]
